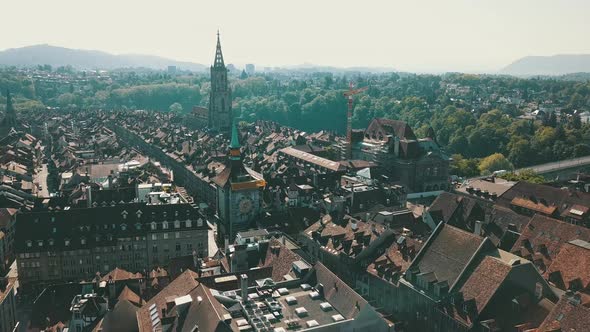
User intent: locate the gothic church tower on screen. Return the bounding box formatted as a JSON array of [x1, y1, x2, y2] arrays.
[[209, 31, 232, 134]]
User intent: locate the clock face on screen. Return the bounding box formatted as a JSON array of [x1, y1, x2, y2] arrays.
[[239, 197, 254, 215]]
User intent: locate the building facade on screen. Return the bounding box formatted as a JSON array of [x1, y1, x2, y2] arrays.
[[0, 278, 17, 332], [353, 118, 450, 193], [209, 32, 232, 134], [15, 201, 208, 290]]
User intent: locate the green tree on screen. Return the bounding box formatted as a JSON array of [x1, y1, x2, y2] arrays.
[[169, 102, 183, 113], [478, 153, 514, 175]]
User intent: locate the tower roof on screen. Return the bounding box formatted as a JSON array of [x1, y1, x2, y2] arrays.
[[230, 121, 240, 149], [213, 30, 225, 68]]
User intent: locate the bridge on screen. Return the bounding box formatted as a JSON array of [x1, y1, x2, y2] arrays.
[[467, 155, 590, 182]]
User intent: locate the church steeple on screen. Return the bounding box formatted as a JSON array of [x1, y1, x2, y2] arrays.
[[214, 30, 225, 68], [229, 121, 241, 161]]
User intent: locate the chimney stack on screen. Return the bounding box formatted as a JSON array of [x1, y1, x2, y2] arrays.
[[240, 274, 248, 301]]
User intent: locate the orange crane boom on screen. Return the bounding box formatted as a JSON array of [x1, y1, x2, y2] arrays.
[[343, 82, 367, 160]]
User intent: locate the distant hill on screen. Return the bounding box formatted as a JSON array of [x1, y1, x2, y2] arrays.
[[500, 54, 590, 76], [0, 44, 206, 71]]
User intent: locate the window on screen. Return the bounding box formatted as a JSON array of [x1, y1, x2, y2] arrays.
[[121, 223, 127, 231], [186, 220, 192, 228], [121, 210, 128, 220], [65, 239, 71, 246], [95, 235, 101, 242], [152, 245, 158, 253], [38, 240, 43, 247], [176, 243, 181, 251], [81, 238, 86, 245], [163, 233, 169, 239], [49, 239, 54, 246], [135, 223, 142, 230], [197, 218, 203, 227], [151, 234, 157, 240], [151, 222, 157, 230], [51, 216, 55, 222], [175, 232, 180, 239], [186, 243, 192, 250], [26, 240, 32, 248], [107, 234, 113, 241], [52, 227, 57, 234], [163, 221, 169, 230], [174, 220, 180, 229]]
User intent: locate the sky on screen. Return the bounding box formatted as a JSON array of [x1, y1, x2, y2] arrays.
[[2, 0, 590, 73]]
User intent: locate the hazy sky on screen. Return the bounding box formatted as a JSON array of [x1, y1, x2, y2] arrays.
[[2, 0, 590, 73]]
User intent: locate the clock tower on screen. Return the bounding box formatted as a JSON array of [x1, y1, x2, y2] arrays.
[[213, 122, 265, 241]]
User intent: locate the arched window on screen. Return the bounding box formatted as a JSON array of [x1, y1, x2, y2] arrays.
[[174, 220, 180, 229]]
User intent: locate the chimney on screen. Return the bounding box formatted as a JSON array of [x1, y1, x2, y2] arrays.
[[240, 274, 248, 301], [86, 185, 92, 208], [192, 250, 198, 270], [107, 174, 113, 188], [108, 276, 116, 300]]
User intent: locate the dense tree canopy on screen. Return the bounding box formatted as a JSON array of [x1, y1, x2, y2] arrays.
[[2, 67, 590, 176]]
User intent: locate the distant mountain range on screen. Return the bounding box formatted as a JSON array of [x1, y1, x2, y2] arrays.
[[500, 54, 590, 76], [0, 44, 207, 71]]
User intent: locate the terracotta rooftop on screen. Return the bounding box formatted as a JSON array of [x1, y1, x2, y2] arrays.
[[510, 215, 590, 273], [101, 267, 142, 281], [544, 240, 590, 292], [537, 293, 590, 332]]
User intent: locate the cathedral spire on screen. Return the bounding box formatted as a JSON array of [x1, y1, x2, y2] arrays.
[[214, 30, 225, 68]]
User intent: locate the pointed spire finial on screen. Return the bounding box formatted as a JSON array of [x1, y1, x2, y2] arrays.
[[214, 30, 225, 68]]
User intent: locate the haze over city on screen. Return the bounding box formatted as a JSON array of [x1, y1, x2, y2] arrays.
[[2, 0, 590, 73]]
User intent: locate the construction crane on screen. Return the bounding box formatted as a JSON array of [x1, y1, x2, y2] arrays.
[[343, 82, 368, 160]]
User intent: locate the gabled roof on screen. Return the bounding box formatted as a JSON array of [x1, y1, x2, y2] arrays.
[[136, 269, 199, 331], [544, 240, 590, 291], [510, 215, 590, 270], [313, 262, 368, 319], [101, 267, 142, 281], [409, 223, 489, 289], [537, 293, 590, 332]]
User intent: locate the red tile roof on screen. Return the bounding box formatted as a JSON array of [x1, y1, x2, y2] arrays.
[[544, 240, 590, 292], [538, 294, 590, 332]]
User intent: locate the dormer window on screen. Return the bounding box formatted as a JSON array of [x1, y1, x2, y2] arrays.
[[135, 223, 142, 230], [197, 218, 203, 227], [122, 210, 128, 220], [121, 223, 127, 231], [151, 222, 157, 230], [38, 240, 43, 247], [174, 220, 180, 229], [175, 210, 179, 217], [65, 239, 71, 246], [81, 237, 87, 245], [186, 220, 192, 228], [163, 221, 169, 230], [26, 240, 32, 248], [136, 210, 143, 218], [49, 239, 54, 246], [52, 227, 57, 234]]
